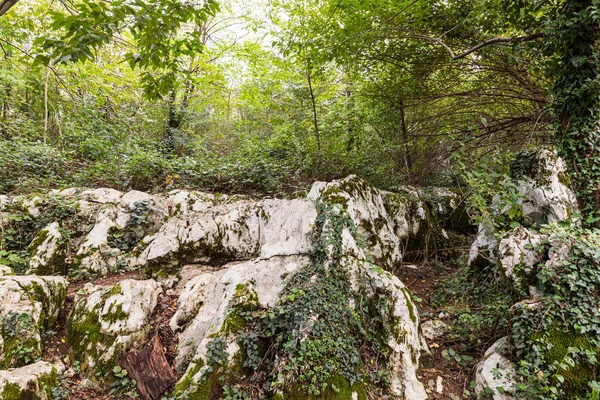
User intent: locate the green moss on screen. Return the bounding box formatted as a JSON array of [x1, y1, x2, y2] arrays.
[[281, 374, 367, 400], [174, 344, 248, 400], [105, 302, 129, 323], [1, 382, 25, 400], [534, 324, 598, 395], [558, 171, 571, 188], [27, 229, 49, 258], [173, 360, 204, 395], [0, 367, 57, 399], [66, 301, 119, 380], [401, 288, 417, 323]]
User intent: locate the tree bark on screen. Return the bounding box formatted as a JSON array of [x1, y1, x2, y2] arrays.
[[116, 335, 176, 400], [306, 65, 320, 172], [0, 0, 18, 17], [398, 97, 412, 170]]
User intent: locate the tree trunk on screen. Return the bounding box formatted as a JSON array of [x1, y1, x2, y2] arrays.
[[116, 336, 176, 400], [306, 65, 320, 172], [398, 97, 412, 171], [43, 67, 49, 145]]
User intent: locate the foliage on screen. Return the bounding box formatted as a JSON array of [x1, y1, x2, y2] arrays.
[[110, 365, 139, 398], [430, 262, 516, 362], [541, 0, 600, 226], [510, 224, 600, 399], [34, 0, 219, 98]]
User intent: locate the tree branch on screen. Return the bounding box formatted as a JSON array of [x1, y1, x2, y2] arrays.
[[422, 33, 544, 60], [0, 0, 19, 17]]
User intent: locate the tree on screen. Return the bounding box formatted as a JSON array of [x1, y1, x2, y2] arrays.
[[23, 0, 219, 99]]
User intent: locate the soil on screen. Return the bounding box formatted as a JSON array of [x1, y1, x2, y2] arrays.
[[398, 262, 479, 400]]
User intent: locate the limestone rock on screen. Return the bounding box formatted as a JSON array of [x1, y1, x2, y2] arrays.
[[309, 176, 445, 268], [468, 149, 577, 269], [0, 275, 68, 368], [514, 149, 578, 225], [0, 361, 60, 400], [475, 337, 518, 400], [134, 198, 316, 273], [171, 256, 307, 370], [360, 263, 428, 400], [66, 279, 161, 381], [74, 191, 169, 275], [421, 319, 447, 341], [171, 255, 428, 400], [497, 227, 544, 289], [27, 221, 65, 275], [468, 223, 498, 268], [0, 265, 13, 276]]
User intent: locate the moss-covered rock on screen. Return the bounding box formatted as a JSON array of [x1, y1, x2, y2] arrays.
[[0, 275, 67, 368], [26, 222, 67, 275], [278, 375, 367, 400], [66, 279, 161, 383], [0, 361, 60, 400]]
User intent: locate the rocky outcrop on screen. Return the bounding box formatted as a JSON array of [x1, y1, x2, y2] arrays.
[[468, 149, 578, 269], [27, 222, 65, 275], [512, 149, 578, 225], [0, 275, 67, 368], [0, 176, 469, 399], [66, 279, 161, 381]]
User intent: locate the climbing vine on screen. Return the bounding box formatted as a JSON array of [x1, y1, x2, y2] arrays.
[[544, 0, 600, 225], [510, 224, 600, 399], [190, 201, 398, 399]]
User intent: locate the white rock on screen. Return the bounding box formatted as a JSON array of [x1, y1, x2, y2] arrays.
[[421, 319, 447, 341], [167, 190, 228, 215], [308, 176, 427, 268], [0, 361, 59, 399], [360, 262, 428, 400], [68, 279, 161, 378], [79, 188, 123, 204], [0, 275, 68, 367], [136, 199, 316, 270], [475, 337, 518, 400], [498, 227, 544, 280], [516, 149, 578, 225], [0, 194, 9, 210], [172, 255, 307, 369], [0, 265, 13, 276], [27, 221, 65, 275], [468, 223, 498, 267]]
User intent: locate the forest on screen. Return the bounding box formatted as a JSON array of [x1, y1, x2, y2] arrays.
[[1, 0, 600, 399]]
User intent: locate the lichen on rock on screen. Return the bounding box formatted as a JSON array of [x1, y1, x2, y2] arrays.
[[0, 275, 67, 368], [0, 361, 61, 400], [66, 279, 161, 381]]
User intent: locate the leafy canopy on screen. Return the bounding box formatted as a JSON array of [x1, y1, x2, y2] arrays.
[[33, 0, 219, 98]]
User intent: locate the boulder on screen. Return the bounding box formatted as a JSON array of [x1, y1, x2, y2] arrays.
[[0, 265, 13, 276], [171, 255, 428, 400], [468, 149, 578, 269], [66, 279, 161, 381], [134, 198, 317, 273], [0, 361, 61, 400], [27, 221, 66, 275], [0, 275, 68, 368], [512, 149, 578, 225], [497, 227, 545, 295], [475, 337, 518, 400]]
